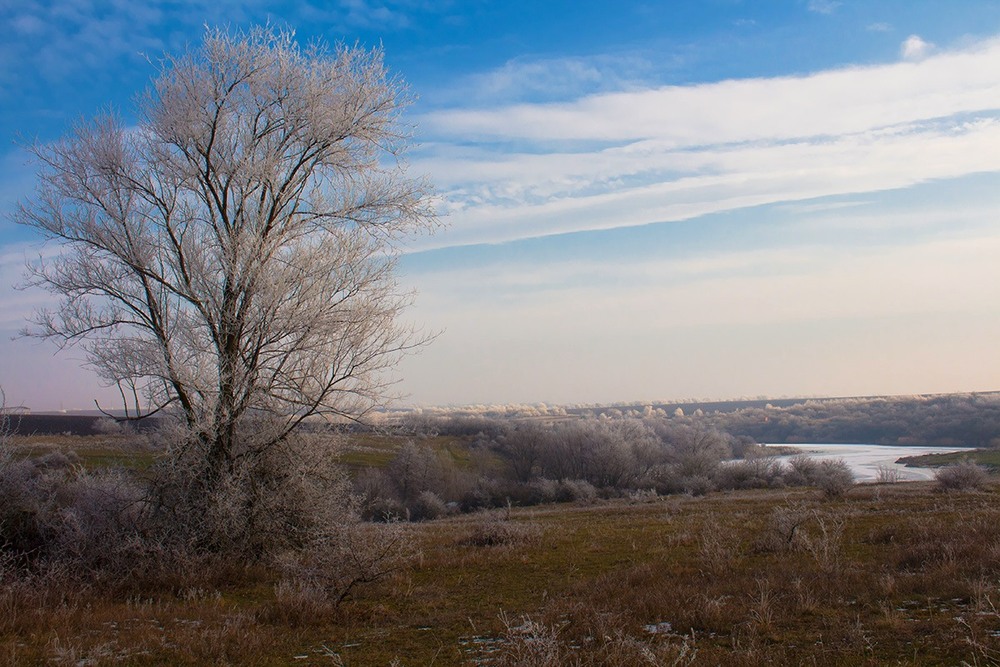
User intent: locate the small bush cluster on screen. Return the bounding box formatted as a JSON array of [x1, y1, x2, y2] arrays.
[[935, 460, 990, 492], [717, 456, 854, 498], [0, 450, 152, 580], [462, 508, 542, 548], [352, 418, 860, 520], [0, 423, 414, 607], [146, 429, 359, 560], [274, 520, 414, 614]]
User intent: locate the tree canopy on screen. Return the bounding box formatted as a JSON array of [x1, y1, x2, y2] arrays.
[[17, 27, 435, 476]]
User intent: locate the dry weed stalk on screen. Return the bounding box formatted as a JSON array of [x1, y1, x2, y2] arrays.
[[489, 612, 698, 667], [800, 512, 845, 573], [464, 508, 542, 548], [698, 515, 741, 574], [277, 520, 415, 607]]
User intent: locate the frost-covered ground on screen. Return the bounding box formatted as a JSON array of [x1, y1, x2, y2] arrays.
[[769, 443, 971, 482]]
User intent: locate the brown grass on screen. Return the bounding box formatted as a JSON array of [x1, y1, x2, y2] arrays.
[[4, 441, 1000, 664], [4, 433, 158, 470]]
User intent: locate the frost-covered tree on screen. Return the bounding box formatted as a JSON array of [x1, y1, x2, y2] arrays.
[[16, 28, 434, 487]]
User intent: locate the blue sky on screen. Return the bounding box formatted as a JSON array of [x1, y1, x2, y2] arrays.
[[2, 1, 1000, 410]]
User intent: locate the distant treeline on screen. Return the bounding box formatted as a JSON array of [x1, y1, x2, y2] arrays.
[[412, 392, 1000, 448], [3, 414, 161, 436], [670, 393, 1000, 447], [10, 391, 1000, 447]]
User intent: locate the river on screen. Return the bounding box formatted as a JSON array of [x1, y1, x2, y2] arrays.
[[765, 443, 973, 482]]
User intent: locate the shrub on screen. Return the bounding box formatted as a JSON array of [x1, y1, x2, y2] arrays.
[[48, 469, 151, 578], [0, 453, 155, 581], [147, 430, 356, 560], [276, 521, 414, 606], [387, 441, 445, 505], [525, 477, 558, 504], [875, 464, 901, 484], [459, 477, 503, 512], [783, 455, 820, 487], [0, 457, 55, 563], [555, 478, 598, 503], [355, 468, 399, 519], [410, 490, 448, 521], [642, 464, 686, 495], [935, 461, 989, 492], [681, 475, 715, 497], [364, 497, 410, 522], [754, 505, 811, 553], [714, 458, 784, 490], [814, 459, 854, 499], [93, 417, 123, 435], [464, 510, 542, 548], [0, 413, 414, 610]]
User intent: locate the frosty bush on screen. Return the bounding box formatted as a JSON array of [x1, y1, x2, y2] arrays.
[[814, 459, 854, 499], [935, 460, 989, 492]]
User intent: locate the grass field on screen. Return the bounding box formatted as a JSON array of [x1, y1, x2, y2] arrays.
[[899, 448, 1000, 470], [4, 434, 1000, 665]]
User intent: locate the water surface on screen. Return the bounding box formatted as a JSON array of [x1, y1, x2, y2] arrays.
[[767, 443, 972, 482]]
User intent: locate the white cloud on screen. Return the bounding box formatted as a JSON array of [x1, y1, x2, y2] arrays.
[[901, 34, 934, 61], [11, 13, 45, 35], [414, 35, 1000, 249], [424, 38, 1000, 144], [867, 22, 892, 33], [336, 0, 412, 30], [807, 0, 841, 15], [448, 54, 654, 104], [415, 115, 1000, 249]]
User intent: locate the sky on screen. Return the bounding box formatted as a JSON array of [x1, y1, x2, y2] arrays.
[[2, 1, 1000, 410]]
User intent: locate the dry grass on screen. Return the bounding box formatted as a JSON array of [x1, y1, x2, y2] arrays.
[[4, 433, 158, 470], [335, 434, 479, 472], [4, 436, 1000, 664]]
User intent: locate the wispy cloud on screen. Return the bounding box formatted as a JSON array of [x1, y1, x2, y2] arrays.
[[298, 0, 420, 31], [807, 0, 842, 15], [414, 36, 1000, 249], [444, 54, 656, 105], [900, 34, 934, 61], [0, 0, 431, 98], [0, 3, 153, 93], [867, 22, 893, 33]]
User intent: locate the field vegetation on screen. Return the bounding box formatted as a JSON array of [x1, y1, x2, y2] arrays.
[[3, 406, 1000, 665]]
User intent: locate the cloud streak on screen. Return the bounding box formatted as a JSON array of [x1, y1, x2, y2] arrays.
[[414, 36, 1000, 249]]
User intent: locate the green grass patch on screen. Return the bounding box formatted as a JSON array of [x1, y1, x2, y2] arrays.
[[335, 433, 482, 471], [898, 448, 1000, 469], [5, 434, 158, 471]]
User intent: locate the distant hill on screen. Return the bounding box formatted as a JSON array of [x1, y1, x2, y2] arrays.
[[3, 413, 161, 436]]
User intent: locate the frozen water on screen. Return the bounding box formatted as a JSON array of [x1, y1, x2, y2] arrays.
[[767, 443, 972, 482]]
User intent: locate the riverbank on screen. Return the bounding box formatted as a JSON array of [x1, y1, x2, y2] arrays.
[[897, 447, 1000, 470], [765, 443, 975, 482]]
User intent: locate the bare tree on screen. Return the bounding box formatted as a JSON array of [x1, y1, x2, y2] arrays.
[[495, 423, 546, 483], [16, 28, 434, 493]]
